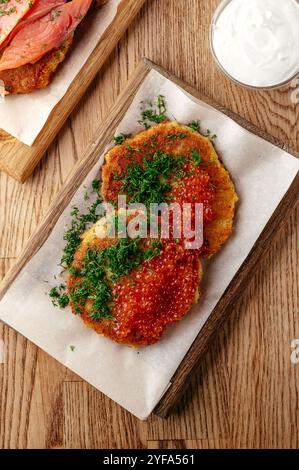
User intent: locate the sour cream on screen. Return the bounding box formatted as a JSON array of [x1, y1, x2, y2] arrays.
[[211, 0, 299, 88]]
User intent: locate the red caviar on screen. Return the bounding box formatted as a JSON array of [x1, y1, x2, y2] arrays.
[[68, 239, 201, 346]]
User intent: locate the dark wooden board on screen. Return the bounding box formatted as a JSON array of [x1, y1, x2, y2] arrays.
[[0, 59, 298, 419]]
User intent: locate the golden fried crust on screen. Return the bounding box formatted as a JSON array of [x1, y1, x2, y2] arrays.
[[0, 35, 73, 94], [102, 122, 238, 258]]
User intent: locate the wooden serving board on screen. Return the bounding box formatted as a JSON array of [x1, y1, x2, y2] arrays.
[[0, 59, 298, 419], [0, 0, 146, 183]]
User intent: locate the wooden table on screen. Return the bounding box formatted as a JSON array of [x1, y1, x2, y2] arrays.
[[0, 0, 298, 449]]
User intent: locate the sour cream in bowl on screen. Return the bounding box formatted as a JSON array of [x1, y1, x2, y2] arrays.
[[210, 0, 299, 89]]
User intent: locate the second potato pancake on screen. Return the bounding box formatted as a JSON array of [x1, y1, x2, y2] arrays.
[[67, 214, 202, 347]]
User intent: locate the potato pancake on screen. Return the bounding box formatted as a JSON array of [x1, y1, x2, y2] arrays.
[[60, 120, 238, 347], [102, 122, 238, 257], [67, 215, 202, 347]]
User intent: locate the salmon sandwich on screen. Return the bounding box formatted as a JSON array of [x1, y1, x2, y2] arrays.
[[0, 0, 108, 94]]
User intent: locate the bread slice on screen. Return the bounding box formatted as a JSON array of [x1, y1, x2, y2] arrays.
[[0, 35, 73, 94]]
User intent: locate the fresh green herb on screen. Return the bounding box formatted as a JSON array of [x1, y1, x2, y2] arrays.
[[113, 172, 121, 181], [69, 284, 90, 305], [143, 240, 163, 261], [191, 149, 202, 166], [121, 150, 187, 207], [202, 129, 217, 141], [166, 133, 185, 140], [68, 266, 80, 276], [139, 95, 167, 128], [91, 179, 100, 193], [50, 9, 61, 21], [60, 181, 103, 269], [188, 120, 201, 132], [49, 285, 69, 308], [106, 239, 143, 281], [67, 236, 163, 321], [113, 133, 132, 145], [0, 6, 16, 16], [125, 144, 141, 155], [156, 95, 166, 115], [88, 284, 112, 320], [175, 169, 193, 178], [167, 134, 178, 140], [69, 271, 112, 319]]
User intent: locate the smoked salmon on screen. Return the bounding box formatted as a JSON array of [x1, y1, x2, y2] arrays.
[[0, 35, 73, 93], [0, 0, 109, 93], [0, 0, 37, 47], [3, 0, 67, 45], [20, 0, 67, 23], [0, 0, 92, 71]]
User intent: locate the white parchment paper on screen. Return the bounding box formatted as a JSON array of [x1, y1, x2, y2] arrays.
[[0, 69, 298, 420], [0, 0, 121, 145]]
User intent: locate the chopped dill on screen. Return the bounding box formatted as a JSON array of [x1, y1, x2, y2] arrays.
[[61, 189, 103, 270], [188, 120, 201, 132], [91, 179, 100, 193], [50, 9, 61, 21], [113, 133, 132, 145], [67, 237, 163, 320], [191, 149, 202, 166], [120, 150, 187, 207], [139, 95, 168, 128], [49, 285, 69, 308], [49, 95, 216, 324]]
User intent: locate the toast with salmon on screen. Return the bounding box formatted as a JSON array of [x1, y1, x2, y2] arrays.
[[0, 0, 109, 94]]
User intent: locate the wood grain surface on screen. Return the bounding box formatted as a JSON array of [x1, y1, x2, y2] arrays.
[[0, 0, 298, 449]]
